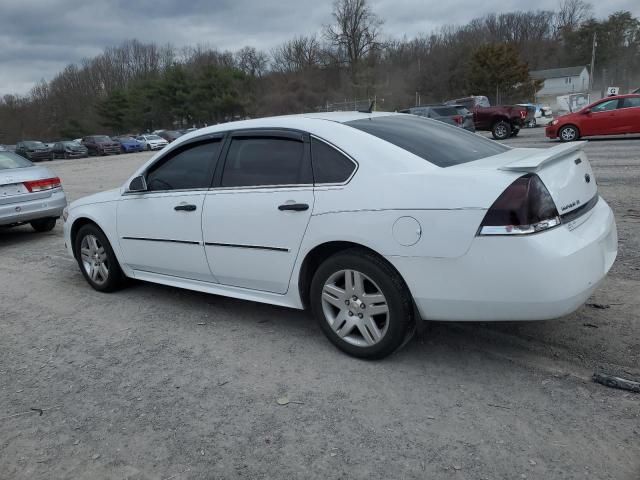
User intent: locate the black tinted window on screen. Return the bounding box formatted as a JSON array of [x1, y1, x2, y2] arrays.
[[147, 140, 221, 191], [311, 138, 355, 184], [221, 137, 307, 187], [346, 115, 508, 168], [622, 97, 640, 108]]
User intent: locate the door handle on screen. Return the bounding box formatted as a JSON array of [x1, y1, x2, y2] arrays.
[[278, 203, 309, 212], [174, 204, 197, 212]]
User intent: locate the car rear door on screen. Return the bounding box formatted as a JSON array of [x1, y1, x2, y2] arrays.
[[617, 96, 640, 133], [117, 136, 223, 281], [202, 130, 314, 294]]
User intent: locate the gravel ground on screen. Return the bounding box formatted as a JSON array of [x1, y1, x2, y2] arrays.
[[1, 129, 639, 479]]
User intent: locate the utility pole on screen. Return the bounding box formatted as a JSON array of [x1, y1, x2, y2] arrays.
[[589, 32, 597, 93]]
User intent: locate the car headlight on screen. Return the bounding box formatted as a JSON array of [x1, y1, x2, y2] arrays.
[[62, 207, 69, 222], [550, 119, 558, 126]]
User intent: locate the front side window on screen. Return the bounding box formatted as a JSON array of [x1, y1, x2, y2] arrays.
[[311, 138, 356, 184], [221, 137, 308, 188], [146, 140, 221, 191], [591, 99, 619, 112], [346, 115, 508, 168]]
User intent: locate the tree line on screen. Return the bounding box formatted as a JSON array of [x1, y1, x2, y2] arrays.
[[0, 0, 638, 143]]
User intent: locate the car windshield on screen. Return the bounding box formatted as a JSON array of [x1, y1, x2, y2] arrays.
[[118, 137, 135, 141], [63, 141, 80, 146], [346, 115, 508, 168], [0, 151, 33, 169], [94, 136, 112, 142], [24, 141, 45, 148], [147, 135, 162, 140]]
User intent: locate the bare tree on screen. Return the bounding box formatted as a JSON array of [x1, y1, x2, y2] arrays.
[[555, 0, 594, 36], [323, 0, 382, 73], [271, 36, 322, 73], [235, 46, 269, 77]]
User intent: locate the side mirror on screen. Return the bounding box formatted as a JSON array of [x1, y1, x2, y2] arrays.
[[127, 175, 147, 193]]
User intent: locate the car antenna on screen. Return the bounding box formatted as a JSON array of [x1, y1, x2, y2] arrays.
[[358, 100, 376, 114]]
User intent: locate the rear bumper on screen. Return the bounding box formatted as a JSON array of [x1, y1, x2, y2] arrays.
[[0, 189, 67, 226], [389, 197, 617, 321]]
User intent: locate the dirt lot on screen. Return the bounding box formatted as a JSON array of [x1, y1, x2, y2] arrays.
[[1, 128, 639, 479]]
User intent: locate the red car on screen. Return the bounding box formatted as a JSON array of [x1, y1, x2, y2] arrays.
[[546, 94, 640, 142]]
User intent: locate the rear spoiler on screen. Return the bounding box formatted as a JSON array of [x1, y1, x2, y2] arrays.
[[499, 141, 588, 172]]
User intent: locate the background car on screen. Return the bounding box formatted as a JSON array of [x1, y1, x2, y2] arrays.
[[546, 94, 640, 141], [113, 136, 144, 153], [81, 136, 121, 156], [0, 150, 67, 231], [399, 105, 475, 131], [52, 141, 89, 159], [136, 134, 169, 151], [64, 112, 616, 359], [446, 95, 530, 139], [15, 141, 53, 162], [157, 130, 183, 143], [519, 103, 554, 127]]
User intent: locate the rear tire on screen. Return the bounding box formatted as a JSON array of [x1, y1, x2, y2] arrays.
[[559, 125, 580, 142], [74, 224, 125, 292], [491, 120, 511, 140], [30, 218, 56, 232], [310, 249, 414, 359]]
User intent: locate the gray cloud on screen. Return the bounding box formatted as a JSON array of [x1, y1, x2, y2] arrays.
[[1, 0, 637, 95]]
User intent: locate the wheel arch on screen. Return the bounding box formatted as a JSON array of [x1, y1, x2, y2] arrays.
[[558, 123, 581, 139], [297, 240, 414, 312]]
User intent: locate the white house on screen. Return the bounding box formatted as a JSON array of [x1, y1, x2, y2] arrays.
[[530, 66, 590, 96]]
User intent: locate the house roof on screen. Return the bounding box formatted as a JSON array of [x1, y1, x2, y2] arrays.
[[530, 66, 587, 80]]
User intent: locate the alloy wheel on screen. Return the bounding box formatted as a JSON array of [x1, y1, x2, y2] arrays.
[[561, 127, 577, 141], [80, 234, 109, 286], [321, 269, 390, 347]]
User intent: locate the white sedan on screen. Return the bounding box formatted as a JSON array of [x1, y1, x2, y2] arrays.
[[135, 134, 169, 151], [63, 112, 617, 358]]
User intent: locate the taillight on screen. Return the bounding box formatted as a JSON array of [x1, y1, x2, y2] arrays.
[[453, 115, 463, 125], [478, 174, 560, 235], [23, 177, 62, 192]]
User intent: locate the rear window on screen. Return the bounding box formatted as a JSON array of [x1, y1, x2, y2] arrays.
[[0, 152, 33, 169], [345, 115, 508, 168]]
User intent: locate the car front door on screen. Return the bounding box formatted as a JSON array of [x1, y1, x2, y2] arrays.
[[617, 96, 640, 133], [202, 130, 314, 294], [581, 98, 620, 136], [117, 136, 223, 281]]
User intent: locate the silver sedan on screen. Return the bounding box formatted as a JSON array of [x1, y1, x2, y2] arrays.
[[0, 151, 67, 232]]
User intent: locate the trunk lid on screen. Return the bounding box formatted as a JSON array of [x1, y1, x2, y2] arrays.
[[498, 141, 597, 216]]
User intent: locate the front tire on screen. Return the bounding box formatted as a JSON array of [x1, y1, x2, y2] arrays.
[[30, 218, 56, 232], [491, 120, 511, 140], [310, 249, 414, 359], [559, 125, 580, 142], [74, 224, 125, 292]]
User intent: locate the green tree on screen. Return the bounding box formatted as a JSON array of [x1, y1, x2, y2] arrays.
[[467, 43, 540, 104], [95, 90, 130, 133]]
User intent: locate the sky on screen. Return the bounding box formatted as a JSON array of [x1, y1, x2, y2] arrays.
[[1, 0, 638, 96]]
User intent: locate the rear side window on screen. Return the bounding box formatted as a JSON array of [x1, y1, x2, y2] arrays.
[[346, 115, 508, 168], [622, 97, 640, 108], [311, 138, 356, 184], [146, 140, 221, 191], [221, 137, 308, 187]]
